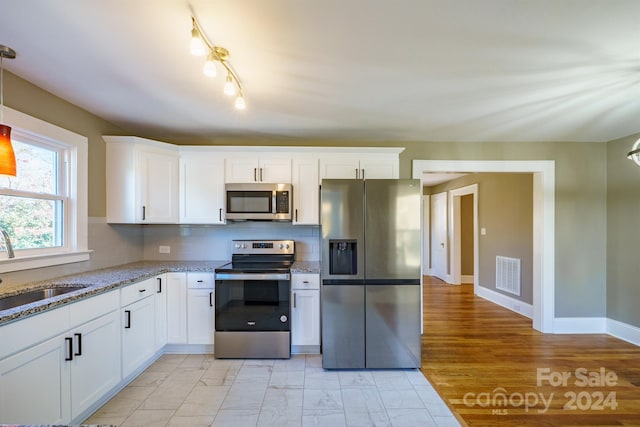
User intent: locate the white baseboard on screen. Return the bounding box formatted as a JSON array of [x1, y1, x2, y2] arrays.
[[475, 285, 533, 319], [606, 318, 640, 346], [164, 344, 214, 354], [461, 274, 474, 284], [552, 317, 606, 334]]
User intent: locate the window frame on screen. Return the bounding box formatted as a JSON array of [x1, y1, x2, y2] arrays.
[[0, 106, 89, 273]]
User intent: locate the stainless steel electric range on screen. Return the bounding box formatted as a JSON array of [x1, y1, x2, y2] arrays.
[[214, 239, 294, 359]]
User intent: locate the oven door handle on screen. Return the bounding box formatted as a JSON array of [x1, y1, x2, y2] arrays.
[[215, 273, 290, 281]]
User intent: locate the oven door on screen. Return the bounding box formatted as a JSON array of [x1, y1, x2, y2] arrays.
[[215, 272, 290, 331]]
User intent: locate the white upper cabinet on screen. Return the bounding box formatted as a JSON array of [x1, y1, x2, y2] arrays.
[[104, 137, 404, 224], [292, 156, 319, 225], [105, 136, 179, 224], [180, 151, 225, 224], [225, 154, 292, 183], [319, 151, 400, 182]]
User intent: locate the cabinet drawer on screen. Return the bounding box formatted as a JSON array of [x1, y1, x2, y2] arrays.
[[291, 274, 320, 290], [0, 305, 70, 359], [121, 278, 155, 307], [70, 290, 119, 327], [187, 272, 214, 289]]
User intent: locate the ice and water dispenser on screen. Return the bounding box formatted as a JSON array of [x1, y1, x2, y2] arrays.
[[328, 240, 358, 275]]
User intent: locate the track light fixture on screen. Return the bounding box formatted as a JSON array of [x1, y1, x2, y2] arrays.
[[190, 16, 245, 110]]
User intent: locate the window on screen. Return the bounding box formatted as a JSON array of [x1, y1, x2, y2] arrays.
[[0, 107, 88, 272], [0, 139, 65, 252]]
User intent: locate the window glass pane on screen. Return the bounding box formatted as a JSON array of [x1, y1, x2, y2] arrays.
[[0, 195, 63, 250], [0, 139, 58, 194]]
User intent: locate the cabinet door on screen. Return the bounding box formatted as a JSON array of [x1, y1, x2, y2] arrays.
[[187, 289, 215, 345], [319, 157, 361, 180], [166, 272, 188, 344], [0, 335, 71, 424], [359, 157, 398, 179], [225, 155, 292, 183], [180, 154, 225, 224], [292, 157, 319, 225], [70, 310, 121, 419], [225, 156, 259, 183], [154, 274, 168, 350], [260, 157, 292, 183], [138, 148, 179, 223], [291, 289, 320, 347], [122, 295, 156, 378]]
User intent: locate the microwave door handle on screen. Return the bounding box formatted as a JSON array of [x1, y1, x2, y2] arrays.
[[272, 190, 277, 214]]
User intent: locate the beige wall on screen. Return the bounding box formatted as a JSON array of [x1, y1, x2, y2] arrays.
[[5, 72, 126, 217], [460, 194, 474, 277], [1, 73, 142, 288], [607, 132, 640, 326], [402, 141, 607, 318], [429, 173, 533, 304]]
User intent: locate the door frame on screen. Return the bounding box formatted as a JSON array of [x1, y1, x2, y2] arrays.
[[413, 160, 554, 333], [449, 184, 478, 291], [430, 191, 448, 282]]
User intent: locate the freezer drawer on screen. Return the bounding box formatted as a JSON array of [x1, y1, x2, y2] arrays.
[[321, 282, 365, 369], [365, 283, 421, 368]]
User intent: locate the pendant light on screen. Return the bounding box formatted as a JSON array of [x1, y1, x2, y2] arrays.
[[0, 45, 16, 177]]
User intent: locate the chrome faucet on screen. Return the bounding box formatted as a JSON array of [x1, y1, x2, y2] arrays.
[[0, 229, 15, 259]]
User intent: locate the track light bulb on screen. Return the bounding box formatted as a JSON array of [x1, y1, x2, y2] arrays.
[[203, 53, 217, 77], [190, 28, 207, 56], [224, 75, 237, 96], [235, 94, 246, 110]]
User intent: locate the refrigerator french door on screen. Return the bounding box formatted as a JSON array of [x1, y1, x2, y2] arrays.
[[321, 179, 422, 369]]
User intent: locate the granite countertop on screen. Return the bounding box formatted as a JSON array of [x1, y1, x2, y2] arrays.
[[290, 261, 320, 274], [0, 260, 227, 326], [0, 260, 320, 326]]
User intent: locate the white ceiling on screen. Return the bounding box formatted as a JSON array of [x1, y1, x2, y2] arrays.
[[2, 0, 640, 143]]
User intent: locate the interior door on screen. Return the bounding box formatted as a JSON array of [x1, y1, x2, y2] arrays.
[[430, 192, 447, 282]]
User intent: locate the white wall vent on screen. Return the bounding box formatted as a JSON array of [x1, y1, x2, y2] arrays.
[[496, 256, 521, 296]]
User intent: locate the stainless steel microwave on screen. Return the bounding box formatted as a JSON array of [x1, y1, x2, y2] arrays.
[[225, 183, 293, 221]]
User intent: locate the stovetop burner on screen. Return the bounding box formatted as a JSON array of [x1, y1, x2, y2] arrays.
[[215, 240, 295, 273]]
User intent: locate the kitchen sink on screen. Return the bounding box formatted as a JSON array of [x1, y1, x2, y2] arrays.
[[0, 286, 87, 311]]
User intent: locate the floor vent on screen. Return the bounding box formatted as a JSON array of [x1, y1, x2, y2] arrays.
[[496, 256, 521, 296]]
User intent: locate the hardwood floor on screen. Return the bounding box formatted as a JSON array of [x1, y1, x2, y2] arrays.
[[420, 276, 640, 426]]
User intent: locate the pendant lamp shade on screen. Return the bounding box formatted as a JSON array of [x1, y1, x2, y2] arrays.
[[0, 124, 16, 176]]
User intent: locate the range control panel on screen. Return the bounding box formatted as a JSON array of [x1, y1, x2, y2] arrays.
[[231, 239, 295, 255]]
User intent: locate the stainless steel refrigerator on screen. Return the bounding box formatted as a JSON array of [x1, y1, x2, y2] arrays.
[[320, 179, 422, 369]]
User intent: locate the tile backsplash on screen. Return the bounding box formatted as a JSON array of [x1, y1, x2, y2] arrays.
[[142, 222, 320, 262], [0, 219, 319, 289]]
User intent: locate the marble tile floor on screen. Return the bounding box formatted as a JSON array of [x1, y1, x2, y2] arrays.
[[84, 354, 460, 427]]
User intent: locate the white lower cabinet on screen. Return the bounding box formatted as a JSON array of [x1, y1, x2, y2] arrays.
[[0, 332, 71, 424], [187, 273, 215, 345], [70, 310, 121, 419], [291, 274, 320, 352], [121, 280, 156, 379], [0, 290, 120, 424], [0, 270, 222, 424], [166, 272, 188, 344], [154, 274, 168, 350]]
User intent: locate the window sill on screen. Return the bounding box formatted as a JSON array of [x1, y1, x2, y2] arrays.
[[0, 250, 92, 273]]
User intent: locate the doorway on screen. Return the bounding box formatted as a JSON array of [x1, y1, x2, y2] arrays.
[[413, 160, 555, 333]]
